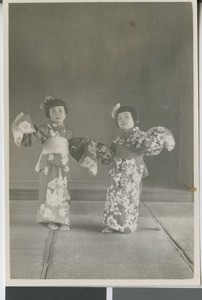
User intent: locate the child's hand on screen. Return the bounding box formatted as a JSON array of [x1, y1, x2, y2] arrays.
[[18, 120, 35, 134], [81, 137, 90, 143]]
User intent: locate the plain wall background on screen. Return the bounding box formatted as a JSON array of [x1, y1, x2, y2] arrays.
[[8, 2, 193, 189]]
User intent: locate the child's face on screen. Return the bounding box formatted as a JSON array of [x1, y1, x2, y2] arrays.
[[117, 111, 134, 131], [49, 106, 66, 125]]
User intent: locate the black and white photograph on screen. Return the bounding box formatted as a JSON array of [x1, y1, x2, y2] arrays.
[[4, 0, 200, 285]]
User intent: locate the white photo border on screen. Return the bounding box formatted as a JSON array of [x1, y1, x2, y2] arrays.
[[4, 0, 200, 287]]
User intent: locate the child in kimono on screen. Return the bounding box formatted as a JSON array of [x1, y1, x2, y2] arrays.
[[96, 103, 175, 234], [12, 96, 90, 231]]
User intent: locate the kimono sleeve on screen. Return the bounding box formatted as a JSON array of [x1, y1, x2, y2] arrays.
[[78, 140, 114, 175], [12, 112, 46, 147], [21, 125, 47, 147], [69, 137, 89, 161], [136, 126, 175, 156], [96, 142, 115, 165]]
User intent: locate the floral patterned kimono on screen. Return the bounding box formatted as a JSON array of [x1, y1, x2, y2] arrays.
[[81, 126, 175, 234], [12, 117, 89, 227]]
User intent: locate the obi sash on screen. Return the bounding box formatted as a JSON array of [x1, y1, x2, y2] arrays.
[[115, 144, 144, 161], [35, 137, 69, 172], [115, 144, 149, 178]]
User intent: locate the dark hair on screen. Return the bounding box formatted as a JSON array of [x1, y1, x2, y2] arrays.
[[115, 106, 139, 127], [44, 98, 68, 118]]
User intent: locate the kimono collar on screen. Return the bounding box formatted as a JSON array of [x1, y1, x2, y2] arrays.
[[121, 126, 139, 137], [117, 126, 141, 148], [49, 122, 65, 130]]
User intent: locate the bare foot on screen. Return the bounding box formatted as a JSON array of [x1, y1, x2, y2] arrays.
[[48, 223, 59, 230], [60, 225, 70, 231]]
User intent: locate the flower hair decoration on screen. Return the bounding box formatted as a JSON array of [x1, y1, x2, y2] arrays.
[[40, 95, 54, 111], [111, 103, 121, 119]]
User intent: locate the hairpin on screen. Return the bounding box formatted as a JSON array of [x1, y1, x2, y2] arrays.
[[40, 95, 54, 111], [111, 103, 121, 119]]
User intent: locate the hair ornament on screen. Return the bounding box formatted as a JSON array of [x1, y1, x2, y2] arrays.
[[111, 103, 121, 119], [40, 95, 54, 111]]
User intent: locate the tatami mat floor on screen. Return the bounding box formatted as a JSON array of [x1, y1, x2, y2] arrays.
[[9, 196, 194, 280]]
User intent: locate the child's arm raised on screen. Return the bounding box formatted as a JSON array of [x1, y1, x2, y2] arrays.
[[136, 126, 175, 156], [12, 112, 45, 147]]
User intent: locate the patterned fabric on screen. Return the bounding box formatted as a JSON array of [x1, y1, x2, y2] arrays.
[[12, 115, 175, 232], [12, 113, 36, 147], [79, 126, 175, 175], [136, 126, 175, 155], [37, 153, 70, 225], [97, 126, 175, 233], [103, 158, 144, 233], [113, 126, 175, 156], [79, 140, 98, 176], [80, 140, 115, 175], [69, 138, 88, 161], [12, 119, 90, 227]]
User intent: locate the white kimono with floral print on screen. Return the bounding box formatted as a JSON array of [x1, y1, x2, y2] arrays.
[[19, 123, 73, 226], [12, 120, 91, 227]]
